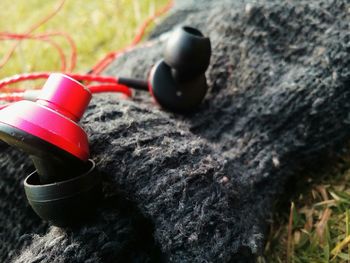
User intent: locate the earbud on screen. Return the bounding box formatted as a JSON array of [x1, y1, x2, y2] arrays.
[[149, 26, 211, 112], [0, 27, 210, 225], [118, 26, 212, 113], [0, 73, 100, 226], [0, 27, 211, 113]]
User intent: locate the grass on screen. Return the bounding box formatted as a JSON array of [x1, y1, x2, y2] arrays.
[[2, 1, 350, 262], [0, 0, 168, 78], [259, 157, 350, 263]]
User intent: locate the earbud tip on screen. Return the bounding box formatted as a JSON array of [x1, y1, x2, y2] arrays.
[[149, 60, 208, 113], [24, 159, 101, 227], [164, 26, 211, 76]]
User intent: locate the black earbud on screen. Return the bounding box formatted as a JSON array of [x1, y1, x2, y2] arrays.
[[118, 26, 212, 113], [7, 27, 212, 114], [24, 159, 99, 227]]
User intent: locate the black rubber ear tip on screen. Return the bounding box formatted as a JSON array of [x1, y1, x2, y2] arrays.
[[24, 159, 101, 227], [164, 26, 211, 76], [149, 60, 208, 113]]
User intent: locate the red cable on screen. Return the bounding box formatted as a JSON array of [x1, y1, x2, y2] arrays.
[[1, 32, 77, 72], [0, 0, 66, 69], [0, 0, 174, 102], [1, 36, 67, 71], [0, 73, 117, 88], [0, 92, 23, 102], [0, 72, 131, 97], [130, 0, 174, 46], [0, 84, 132, 101], [88, 84, 131, 96], [39, 38, 67, 71], [91, 0, 174, 75]]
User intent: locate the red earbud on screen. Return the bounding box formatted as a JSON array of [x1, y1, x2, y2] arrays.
[[0, 74, 100, 226], [0, 73, 90, 182]]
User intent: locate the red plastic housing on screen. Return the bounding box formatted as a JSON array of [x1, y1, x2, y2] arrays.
[[0, 73, 91, 160]]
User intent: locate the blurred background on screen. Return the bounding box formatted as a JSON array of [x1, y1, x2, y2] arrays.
[[0, 0, 168, 78]]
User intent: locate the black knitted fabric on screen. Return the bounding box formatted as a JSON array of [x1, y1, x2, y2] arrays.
[[1, 0, 350, 262]]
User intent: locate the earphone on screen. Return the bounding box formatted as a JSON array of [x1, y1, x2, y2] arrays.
[[0, 26, 211, 226], [0, 73, 100, 226], [118, 26, 211, 112], [0, 26, 211, 113]]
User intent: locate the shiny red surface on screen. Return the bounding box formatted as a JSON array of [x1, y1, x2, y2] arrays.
[[0, 74, 90, 160], [37, 73, 91, 121]]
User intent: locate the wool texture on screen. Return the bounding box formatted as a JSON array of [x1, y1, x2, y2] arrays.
[[1, 0, 350, 262]]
